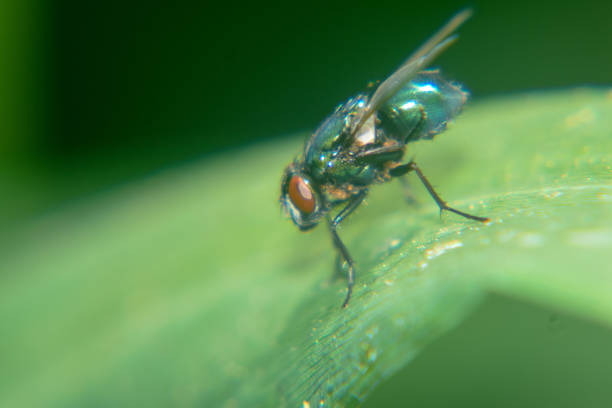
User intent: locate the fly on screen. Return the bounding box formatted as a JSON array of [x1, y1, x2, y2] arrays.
[[280, 9, 489, 308]]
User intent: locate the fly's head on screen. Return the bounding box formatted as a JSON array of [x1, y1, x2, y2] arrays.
[[280, 162, 325, 231]]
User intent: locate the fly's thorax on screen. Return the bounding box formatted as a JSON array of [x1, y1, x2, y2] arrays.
[[280, 163, 326, 231], [305, 148, 377, 185], [306, 150, 337, 181], [377, 70, 468, 143], [303, 93, 380, 185], [304, 93, 370, 172]]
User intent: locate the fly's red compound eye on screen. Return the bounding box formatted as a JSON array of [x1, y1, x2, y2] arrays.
[[288, 175, 315, 214]]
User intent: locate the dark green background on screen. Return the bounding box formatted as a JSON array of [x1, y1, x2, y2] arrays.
[[2, 0, 611, 226]]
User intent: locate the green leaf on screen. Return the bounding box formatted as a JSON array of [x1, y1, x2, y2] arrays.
[[1, 88, 611, 407]]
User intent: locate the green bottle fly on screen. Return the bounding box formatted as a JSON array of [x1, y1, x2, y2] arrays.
[[280, 9, 488, 308]]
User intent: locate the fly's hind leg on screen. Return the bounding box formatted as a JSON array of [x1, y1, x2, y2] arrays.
[[390, 161, 489, 222], [328, 190, 367, 308]]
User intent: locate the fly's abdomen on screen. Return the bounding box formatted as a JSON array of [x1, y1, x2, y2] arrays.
[[377, 70, 468, 143]]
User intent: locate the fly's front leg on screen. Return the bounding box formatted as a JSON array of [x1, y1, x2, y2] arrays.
[[390, 161, 489, 222], [328, 190, 367, 308]]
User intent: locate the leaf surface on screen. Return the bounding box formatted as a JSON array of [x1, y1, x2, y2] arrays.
[[1, 89, 611, 407]]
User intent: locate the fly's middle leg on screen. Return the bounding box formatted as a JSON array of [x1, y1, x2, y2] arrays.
[[397, 174, 419, 206], [327, 190, 367, 308], [390, 161, 489, 222]]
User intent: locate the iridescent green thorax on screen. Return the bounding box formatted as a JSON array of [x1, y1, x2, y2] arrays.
[[303, 94, 377, 188]]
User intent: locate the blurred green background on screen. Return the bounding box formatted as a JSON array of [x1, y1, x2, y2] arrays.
[[2, 1, 612, 407], [2, 0, 611, 228]]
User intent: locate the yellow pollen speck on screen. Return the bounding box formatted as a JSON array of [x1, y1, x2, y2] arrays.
[[565, 107, 594, 129], [597, 193, 612, 202], [302, 401, 310, 408], [544, 191, 562, 199]]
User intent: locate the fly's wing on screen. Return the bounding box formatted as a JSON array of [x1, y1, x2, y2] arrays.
[[350, 9, 472, 136], [402, 8, 472, 66]]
